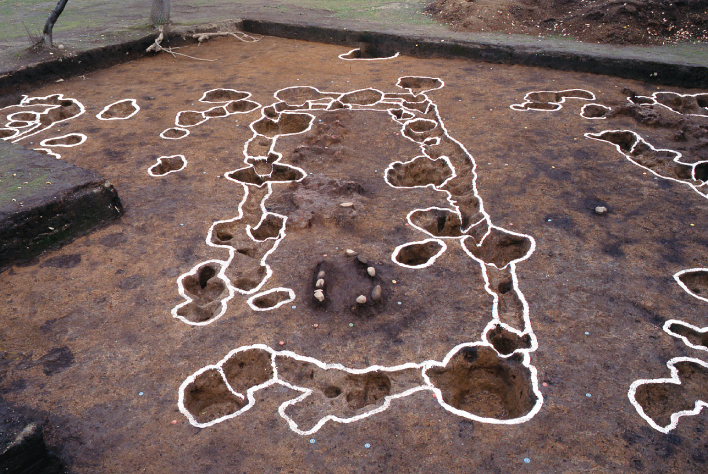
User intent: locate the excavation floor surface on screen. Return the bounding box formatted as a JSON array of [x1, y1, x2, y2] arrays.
[[1, 35, 707, 473]]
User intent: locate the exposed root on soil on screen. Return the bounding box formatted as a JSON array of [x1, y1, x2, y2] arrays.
[[193, 31, 262, 44], [146, 31, 217, 62]]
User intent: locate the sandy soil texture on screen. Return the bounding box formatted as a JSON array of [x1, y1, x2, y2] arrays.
[[0, 35, 707, 472]]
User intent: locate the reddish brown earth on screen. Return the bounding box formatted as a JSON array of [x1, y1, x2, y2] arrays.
[[0, 36, 707, 472], [425, 0, 708, 45]]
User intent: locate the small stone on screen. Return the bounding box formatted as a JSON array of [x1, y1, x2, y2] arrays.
[[346, 249, 358, 256], [315, 278, 325, 288], [357, 255, 367, 264], [356, 295, 367, 304], [317, 270, 325, 279], [340, 202, 354, 207], [57, 44, 65, 50], [367, 267, 376, 277], [314, 289, 325, 302], [371, 285, 382, 302], [595, 206, 607, 215]]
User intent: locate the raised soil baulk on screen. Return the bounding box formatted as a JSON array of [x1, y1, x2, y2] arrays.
[[0, 35, 707, 472]]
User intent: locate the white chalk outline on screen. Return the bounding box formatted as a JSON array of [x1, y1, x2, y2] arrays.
[[33, 147, 61, 160], [247, 288, 296, 312], [159, 127, 190, 140], [0, 127, 20, 140], [628, 357, 708, 433], [674, 268, 708, 303], [336, 88, 385, 107], [199, 89, 252, 104], [509, 88, 708, 434], [391, 238, 447, 269], [586, 129, 708, 199], [580, 103, 610, 120], [7, 110, 40, 123], [175, 110, 208, 128], [147, 154, 187, 177], [0, 94, 85, 143], [396, 76, 444, 94], [178, 342, 544, 434], [172, 96, 262, 132], [172, 78, 542, 433], [39, 133, 87, 148], [338, 48, 400, 61], [95, 99, 140, 120], [664, 319, 708, 353], [510, 89, 596, 112], [629, 91, 708, 118], [173, 259, 236, 327]]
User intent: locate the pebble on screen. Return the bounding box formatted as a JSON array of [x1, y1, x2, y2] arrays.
[[314, 289, 325, 302], [595, 206, 607, 215], [346, 249, 358, 256], [367, 267, 376, 277], [357, 255, 368, 264], [371, 285, 382, 301], [356, 295, 367, 304], [317, 270, 325, 279], [340, 202, 354, 208], [315, 278, 325, 288], [58, 44, 65, 50]]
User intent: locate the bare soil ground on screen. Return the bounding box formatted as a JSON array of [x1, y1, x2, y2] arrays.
[[425, 0, 708, 45], [1, 36, 707, 472]]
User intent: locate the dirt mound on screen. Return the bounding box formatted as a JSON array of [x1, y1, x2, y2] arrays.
[[425, 0, 708, 45]]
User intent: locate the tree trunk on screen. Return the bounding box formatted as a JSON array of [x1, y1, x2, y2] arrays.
[[43, 0, 69, 48], [151, 0, 171, 25]]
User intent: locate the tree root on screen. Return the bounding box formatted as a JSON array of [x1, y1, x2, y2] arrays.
[[192, 31, 262, 44], [146, 30, 217, 62]]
